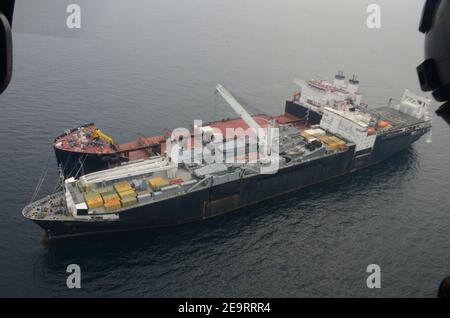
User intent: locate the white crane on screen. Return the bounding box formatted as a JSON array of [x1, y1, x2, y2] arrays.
[[215, 84, 266, 140], [215, 84, 273, 153]]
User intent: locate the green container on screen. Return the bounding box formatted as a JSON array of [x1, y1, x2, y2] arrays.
[[121, 196, 138, 207]]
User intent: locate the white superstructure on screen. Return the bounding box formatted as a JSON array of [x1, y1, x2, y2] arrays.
[[392, 89, 431, 120], [319, 107, 376, 152], [293, 72, 365, 114]]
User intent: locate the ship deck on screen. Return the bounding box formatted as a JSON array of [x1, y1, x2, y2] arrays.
[[369, 107, 425, 129], [54, 124, 116, 154], [53, 112, 306, 162]]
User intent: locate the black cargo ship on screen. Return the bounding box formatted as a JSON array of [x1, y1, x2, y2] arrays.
[[24, 76, 432, 239]]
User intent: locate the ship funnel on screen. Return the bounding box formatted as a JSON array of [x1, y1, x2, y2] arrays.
[[334, 71, 345, 87], [347, 74, 360, 94]]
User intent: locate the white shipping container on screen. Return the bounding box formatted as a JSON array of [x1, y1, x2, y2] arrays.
[[137, 193, 153, 204]]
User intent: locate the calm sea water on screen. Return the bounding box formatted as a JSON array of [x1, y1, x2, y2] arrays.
[[0, 0, 449, 297]]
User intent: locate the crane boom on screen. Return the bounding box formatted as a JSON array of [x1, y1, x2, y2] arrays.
[[92, 129, 114, 145], [215, 84, 266, 141]]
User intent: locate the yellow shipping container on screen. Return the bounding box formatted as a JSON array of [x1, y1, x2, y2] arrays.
[[121, 196, 138, 207], [314, 134, 325, 141], [114, 182, 132, 193], [148, 177, 169, 190], [301, 133, 317, 142], [118, 189, 136, 200], [326, 138, 337, 145], [300, 132, 311, 138], [314, 136, 326, 144], [327, 142, 339, 149], [86, 199, 103, 209], [84, 192, 104, 209], [101, 192, 119, 202], [329, 136, 346, 145]]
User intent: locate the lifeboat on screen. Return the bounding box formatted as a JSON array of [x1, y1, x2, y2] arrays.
[[377, 120, 390, 129]]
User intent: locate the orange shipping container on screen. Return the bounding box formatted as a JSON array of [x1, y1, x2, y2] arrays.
[[104, 198, 121, 212], [169, 178, 184, 185], [84, 192, 103, 209]]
